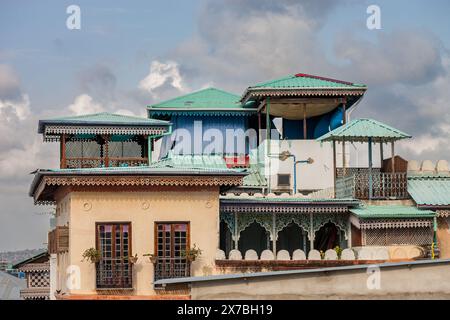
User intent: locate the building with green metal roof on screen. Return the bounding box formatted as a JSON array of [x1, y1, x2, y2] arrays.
[[408, 176, 450, 209], [147, 87, 255, 117]]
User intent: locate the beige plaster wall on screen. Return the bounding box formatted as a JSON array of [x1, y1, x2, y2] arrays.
[[437, 217, 450, 259], [57, 186, 220, 296], [190, 261, 450, 299]]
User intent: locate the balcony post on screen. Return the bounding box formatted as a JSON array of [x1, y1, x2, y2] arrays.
[[368, 137, 373, 200], [391, 141, 395, 173], [60, 134, 67, 169], [380, 142, 384, 166], [103, 135, 110, 167], [342, 138, 346, 176], [147, 136, 152, 165]]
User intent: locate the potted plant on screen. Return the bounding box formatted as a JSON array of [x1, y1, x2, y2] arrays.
[[143, 253, 158, 264], [129, 253, 138, 264], [334, 246, 343, 260], [82, 248, 101, 264], [181, 243, 202, 262]]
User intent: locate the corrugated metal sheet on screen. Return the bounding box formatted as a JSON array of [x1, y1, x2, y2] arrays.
[[45, 112, 169, 125], [350, 205, 435, 218], [251, 73, 366, 89], [38, 112, 170, 133], [149, 87, 242, 110], [317, 118, 411, 142], [408, 176, 450, 206]]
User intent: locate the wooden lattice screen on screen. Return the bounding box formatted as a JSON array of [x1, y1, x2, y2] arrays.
[[364, 227, 433, 246]]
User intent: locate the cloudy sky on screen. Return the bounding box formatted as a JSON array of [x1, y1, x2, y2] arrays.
[[0, 0, 449, 251]]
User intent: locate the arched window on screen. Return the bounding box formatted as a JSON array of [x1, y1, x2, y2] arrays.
[[314, 222, 346, 251], [276, 222, 310, 256], [238, 222, 270, 256]]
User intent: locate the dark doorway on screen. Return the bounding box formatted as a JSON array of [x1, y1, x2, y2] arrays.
[[276, 223, 309, 256], [314, 222, 341, 251], [238, 222, 270, 256]]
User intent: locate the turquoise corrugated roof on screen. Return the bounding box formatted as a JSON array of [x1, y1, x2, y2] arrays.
[[350, 205, 435, 218], [148, 88, 244, 110], [250, 73, 367, 89], [316, 118, 411, 142], [242, 166, 267, 187], [220, 195, 358, 204], [149, 154, 232, 172], [42, 154, 243, 174], [38, 112, 169, 133], [408, 176, 450, 206]]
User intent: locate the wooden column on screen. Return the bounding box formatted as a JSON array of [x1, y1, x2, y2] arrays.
[[60, 134, 66, 169], [368, 137, 373, 200], [391, 141, 395, 173], [303, 104, 307, 139]]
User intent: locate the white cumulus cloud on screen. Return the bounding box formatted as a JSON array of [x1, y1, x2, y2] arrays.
[[68, 94, 105, 115], [139, 60, 188, 98]]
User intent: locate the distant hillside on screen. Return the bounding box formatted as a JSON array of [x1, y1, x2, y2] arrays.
[[0, 248, 46, 266]]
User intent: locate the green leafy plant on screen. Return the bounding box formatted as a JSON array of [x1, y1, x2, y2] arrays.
[[334, 246, 343, 259], [181, 243, 202, 262], [82, 248, 101, 264]]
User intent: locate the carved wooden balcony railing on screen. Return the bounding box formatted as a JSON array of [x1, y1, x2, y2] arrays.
[[64, 157, 148, 169], [48, 226, 69, 254], [335, 169, 408, 200], [96, 258, 133, 289]]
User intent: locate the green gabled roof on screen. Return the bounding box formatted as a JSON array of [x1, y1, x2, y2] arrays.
[[38, 112, 170, 133], [408, 176, 450, 207], [148, 88, 254, 116], [250, 73, 367, 89], [350, 205, 435, 218], [317, 118, 411, 143]]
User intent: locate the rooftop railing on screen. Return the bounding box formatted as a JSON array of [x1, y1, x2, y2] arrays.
[[336, 168, 408, 200]]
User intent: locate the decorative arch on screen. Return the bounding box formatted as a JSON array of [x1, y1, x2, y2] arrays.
[[313, 213, 349, 240], [236, 212, 273, 241], [275, 213, 310, 241]]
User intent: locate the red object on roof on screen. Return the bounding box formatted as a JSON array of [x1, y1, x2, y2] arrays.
[[224, 155, 250, 168], [294, 73, 354, 86]]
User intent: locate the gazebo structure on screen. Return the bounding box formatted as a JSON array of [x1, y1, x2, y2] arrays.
[[317, 118, 411, 200], [38, 112, 171, 168]]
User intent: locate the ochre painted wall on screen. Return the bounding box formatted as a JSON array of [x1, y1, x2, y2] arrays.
[[56, 186, 220, 296], [437, 217, 450, 259]]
